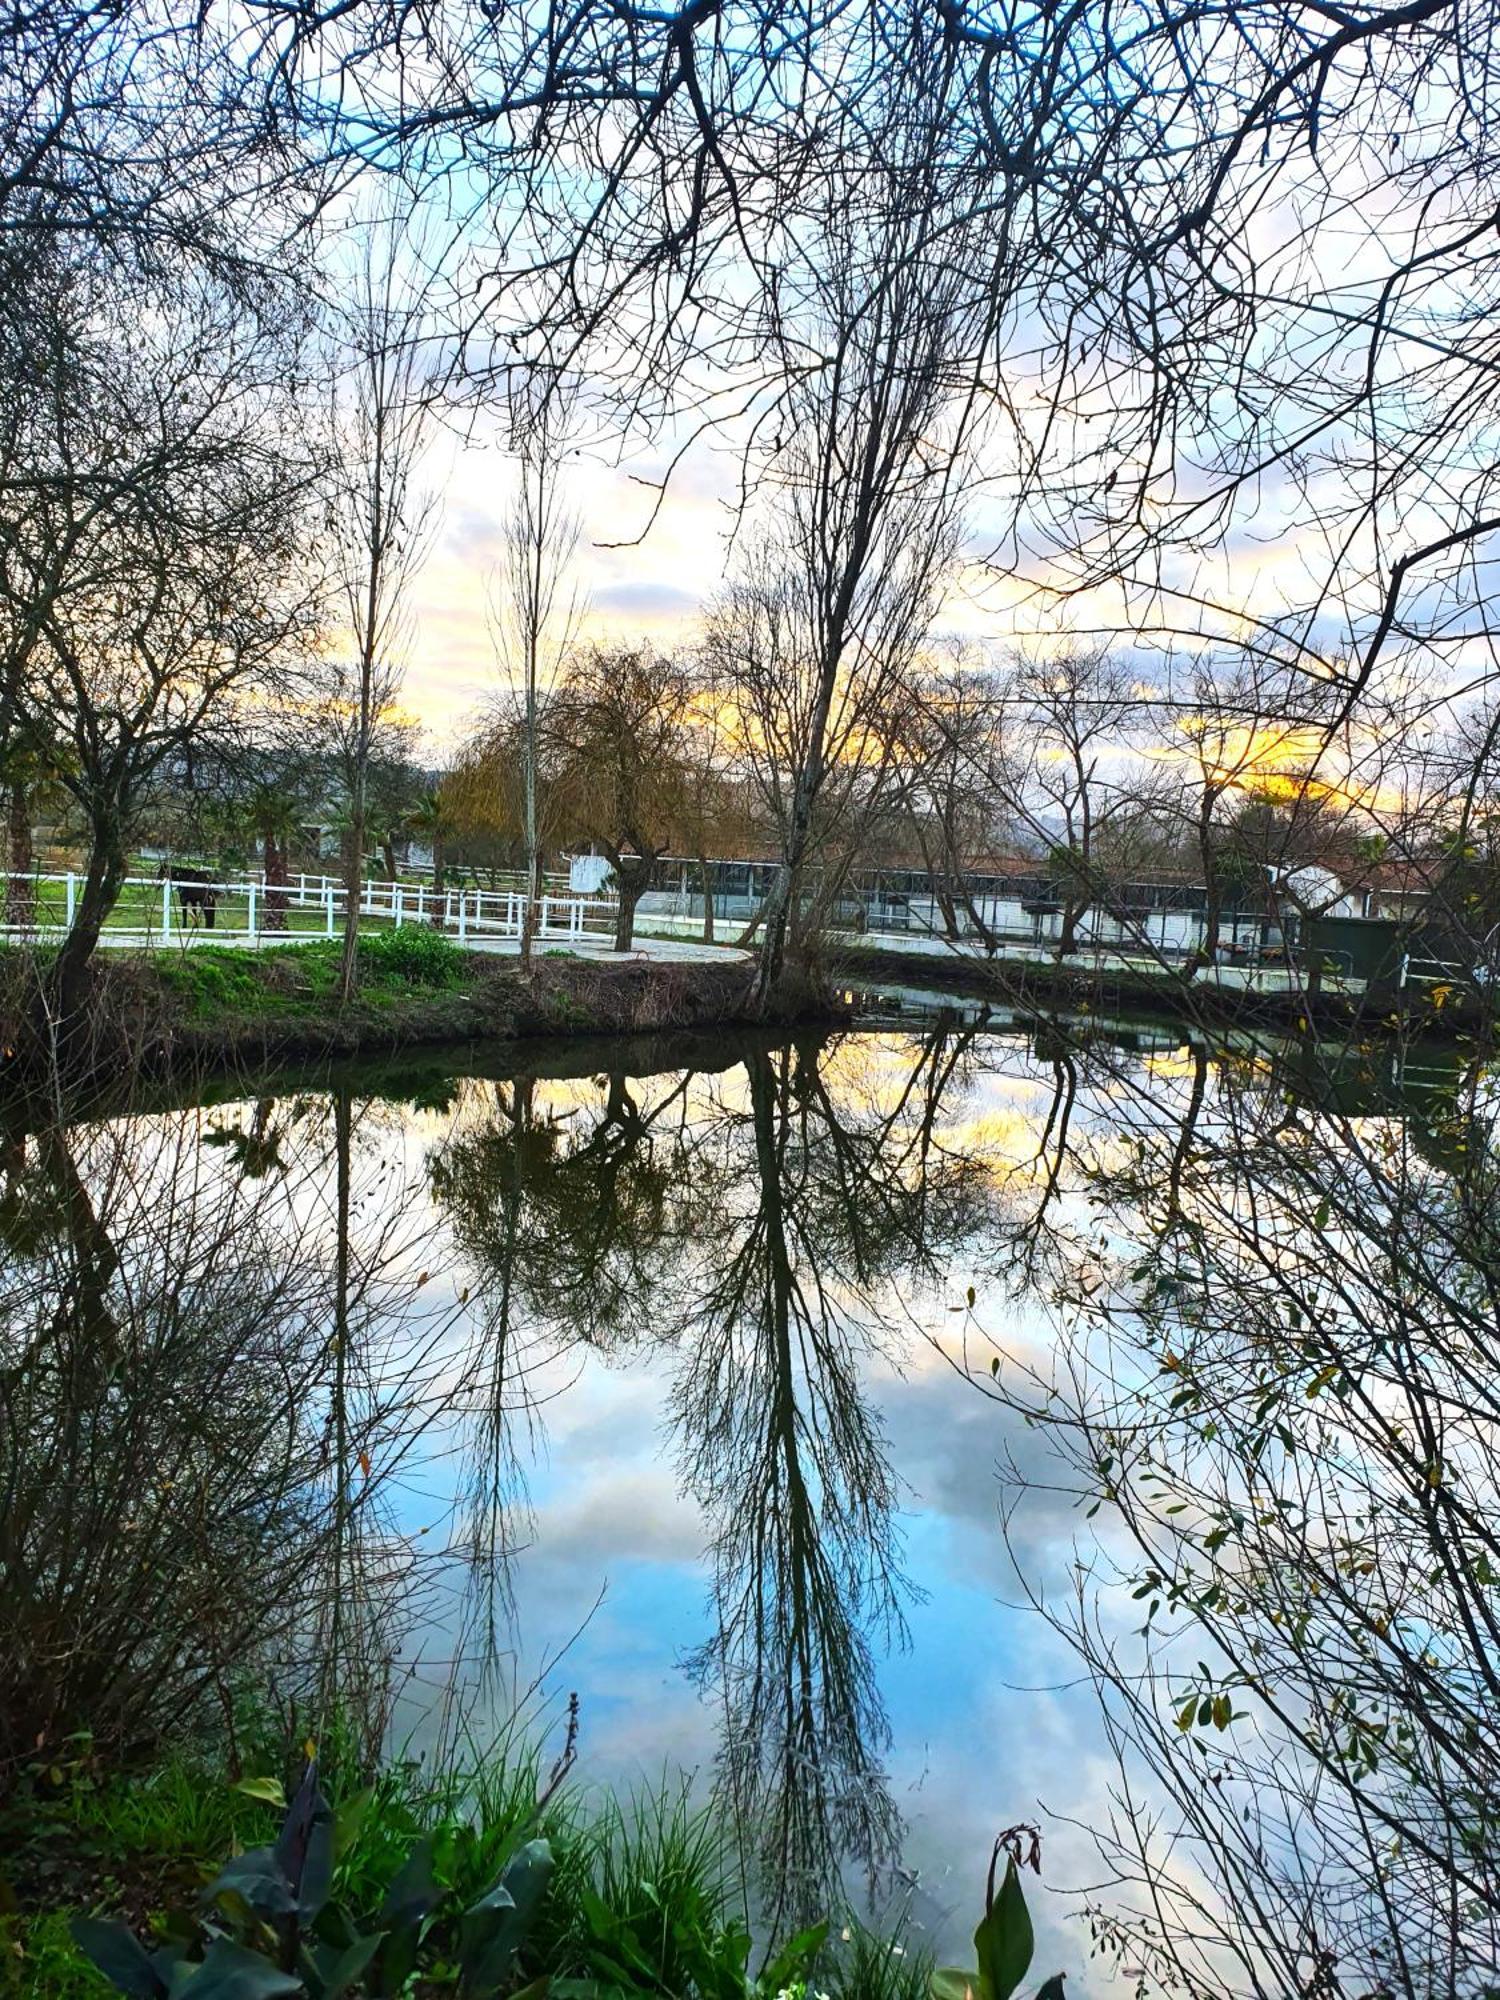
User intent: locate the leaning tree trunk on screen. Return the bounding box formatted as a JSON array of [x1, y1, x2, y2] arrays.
[[7, 781, 34, 930], [47, 819, 129, 1036]]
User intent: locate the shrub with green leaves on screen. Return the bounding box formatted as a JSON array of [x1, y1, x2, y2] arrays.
[[71, 1762, 553, 2000], [357, 925, 465, 989]]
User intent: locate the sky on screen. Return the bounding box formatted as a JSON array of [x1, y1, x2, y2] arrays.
[[401, 409, 744, 744]]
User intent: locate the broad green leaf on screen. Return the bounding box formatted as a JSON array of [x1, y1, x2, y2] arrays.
[[380, 1831, 441, 1929], [174, 1938, 303, 1997], [931, 1968, 978, 2000], [68, 1917, 166, 1999], [462, 1839, 555, 1994], [203, 1848, 297, 1920], [759, 1918, 829, 1996], [973, 1857, 1033, 2000], [305, 1931, 385, 2000], [232, 1778, 286, 1809]]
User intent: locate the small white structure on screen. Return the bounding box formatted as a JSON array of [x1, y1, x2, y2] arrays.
[[569, 852, 613, 895]]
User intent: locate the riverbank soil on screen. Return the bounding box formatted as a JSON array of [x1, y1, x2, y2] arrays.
[[0, 938, 840, 1092]]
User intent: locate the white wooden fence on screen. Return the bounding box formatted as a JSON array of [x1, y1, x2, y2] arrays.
[[0, 870, 621, 950]]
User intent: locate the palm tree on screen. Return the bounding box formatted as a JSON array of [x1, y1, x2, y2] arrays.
[[402, 790, 451, 895]]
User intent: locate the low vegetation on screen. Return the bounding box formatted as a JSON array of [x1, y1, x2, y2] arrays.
[[2, 1732, 1065, 2000], [0, 939, 828, 1092]]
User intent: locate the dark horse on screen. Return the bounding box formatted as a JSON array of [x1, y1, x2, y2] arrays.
[[158, 861, 222, 929]]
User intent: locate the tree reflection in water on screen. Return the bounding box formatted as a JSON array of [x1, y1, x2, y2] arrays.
[[11, 1010, 1495, 1995], [949, 1017, 1500, 1997], [428, 1026, 1006, 1933]]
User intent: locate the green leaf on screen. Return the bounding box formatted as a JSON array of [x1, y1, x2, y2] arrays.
[[931, 1969, 977, 2000], [174, 1938, 304, 1997], [332, 1787, 373, 1863], [304, 1932, 385, 2000], [203, 1848, 297, 1920], [973, 1857, 1034, 2000], [759, 1919, 828, 1996], [232, 1778, 287, 1809], [461, 1836, 554, 1995], [68, 1917, 167, 1998], [380, 1832, 441, 1930]]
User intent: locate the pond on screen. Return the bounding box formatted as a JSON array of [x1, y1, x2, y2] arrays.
[[4, 997, 1495, 1990]]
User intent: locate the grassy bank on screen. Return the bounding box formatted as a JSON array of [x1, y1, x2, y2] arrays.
[[0, 933, 840, 1092], [2, 1737, 943, 2000]]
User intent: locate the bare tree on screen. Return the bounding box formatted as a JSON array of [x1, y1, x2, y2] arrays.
[[488, 378, 584, 966], [886, 656, 1016, 951], [0, 247, 323, 1027], [332, 205, 440, 1003], [997, 649, 1145, 958], [724, 184, 984, 1003]]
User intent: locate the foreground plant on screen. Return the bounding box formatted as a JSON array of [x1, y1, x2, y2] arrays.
[[930, 1833, 1063, 2000], [70, 1761, 552, 1999]]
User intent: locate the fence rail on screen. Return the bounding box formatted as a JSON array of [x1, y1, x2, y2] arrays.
[[0, 872, 621, 950]]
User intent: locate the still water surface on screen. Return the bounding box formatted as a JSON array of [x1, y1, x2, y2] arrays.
[[5, 998, 1480, 1979]]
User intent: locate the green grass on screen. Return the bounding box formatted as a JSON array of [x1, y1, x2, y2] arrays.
[[148, 927, 467, 1020], [0, 1909, 112, 1998]]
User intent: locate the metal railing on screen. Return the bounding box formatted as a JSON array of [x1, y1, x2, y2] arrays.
[[0, 872, 622, 950]]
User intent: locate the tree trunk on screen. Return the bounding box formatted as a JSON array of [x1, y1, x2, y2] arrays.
[[698, 854, 716, 944], [430, 837, 445, 897], [7, 781, 34, 930], [519, 847, 539, 969], [381, 836, 396, 879], [613, 876, 643, 951], [47, 819, 128, 1032], [263, 830, 289, 932], [754, 652, 839, 1008], [1182, 789, 1221, 979], [339, 815, 363, 1004], [611, 853, 652, 951]]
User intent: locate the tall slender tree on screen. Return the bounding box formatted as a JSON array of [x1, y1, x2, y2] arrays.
[[333, 205, 440, 1003]]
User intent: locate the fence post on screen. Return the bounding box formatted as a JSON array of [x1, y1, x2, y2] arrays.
[[65, 872, 76, 929], [458, 890, 467, 943], [247, 879, 258, 946], [325, 883, 334, 938], [162, 878, 172, 943], [395, 884, 404, 929], [573, 898, 583, 940]]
